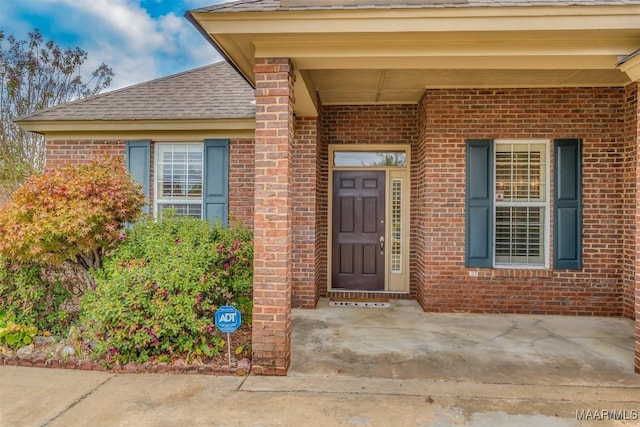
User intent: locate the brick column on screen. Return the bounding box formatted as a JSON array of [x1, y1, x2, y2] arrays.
[[292, 118, 319, 308], [251, 58, 295, 375], [633, 82, 640, 375]]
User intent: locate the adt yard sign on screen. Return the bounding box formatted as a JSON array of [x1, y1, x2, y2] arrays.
[[215, 306, 241, 333]]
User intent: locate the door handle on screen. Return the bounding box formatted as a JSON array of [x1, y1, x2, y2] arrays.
[[379, 235, 385, 254]]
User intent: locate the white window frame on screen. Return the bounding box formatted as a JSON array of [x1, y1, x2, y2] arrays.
[[493, 140, 550, 269], [154, 142, 203, 219]]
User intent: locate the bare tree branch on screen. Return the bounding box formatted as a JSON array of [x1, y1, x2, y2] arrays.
[[0, 29, 114, 193]]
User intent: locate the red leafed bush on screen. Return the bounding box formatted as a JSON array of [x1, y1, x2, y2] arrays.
[[0, 157, 145, 288]]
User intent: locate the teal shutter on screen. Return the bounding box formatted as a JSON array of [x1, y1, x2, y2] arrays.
[[466, 139, 494, 268], [125, 140, 151, 214], [554, 139, 582, 269], [203, 139, 229, 226]]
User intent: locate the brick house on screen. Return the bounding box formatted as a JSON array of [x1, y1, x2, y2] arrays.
[[16, 0, 640, 376]]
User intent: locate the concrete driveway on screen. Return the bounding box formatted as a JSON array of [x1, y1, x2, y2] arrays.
[[290, 299, 639, 386], [1, 299, 638, 426]]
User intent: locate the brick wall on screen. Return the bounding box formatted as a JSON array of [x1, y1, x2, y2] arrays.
[[623, 84, 638, 320], [316, 103, 329, 301], [636, 83, 640, 374], [292, 118, 319, 308], [318, 105, 420, 298], [624, 82, 640, 374], [229, 139, 255, 229], [418, 87, 626, 315], [415, 98, 429, 308], [46, 140, 126, 169]]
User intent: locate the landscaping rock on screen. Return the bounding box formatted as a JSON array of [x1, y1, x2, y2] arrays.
[[3, 328, 252, 376], [16, 344, 34, 359], [53, 341, 67, 355], [34, 336, 56, 346], [31, 352, 47, 363], [238, 357, 252, 373], [172, 358, 187, 369], [61, 345, 76, 358]]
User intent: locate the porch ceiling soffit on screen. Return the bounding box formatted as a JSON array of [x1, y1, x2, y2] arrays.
[[189, 5, 640, 111], [14, 119, 256, 141]]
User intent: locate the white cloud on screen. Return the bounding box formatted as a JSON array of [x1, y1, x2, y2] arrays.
[[63, 0, 220, 89], [2, 0, 224, 91], [58, 0, 165, 51], [49, 0, 172, 88]]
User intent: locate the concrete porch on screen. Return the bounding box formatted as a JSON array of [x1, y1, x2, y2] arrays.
[[291, 299, 639, 387]]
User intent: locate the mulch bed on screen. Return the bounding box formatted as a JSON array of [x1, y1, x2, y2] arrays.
[[0, 324, 252, 376]]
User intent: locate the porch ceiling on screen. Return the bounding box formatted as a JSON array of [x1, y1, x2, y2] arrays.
[[188, 4, 640, 116], [303, 68, 632, 105]]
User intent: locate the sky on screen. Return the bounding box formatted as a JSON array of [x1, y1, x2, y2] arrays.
[[0, 0, 231, 91]]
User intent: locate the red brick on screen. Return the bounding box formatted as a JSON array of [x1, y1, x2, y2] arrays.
[[251, 57, 294, 375]]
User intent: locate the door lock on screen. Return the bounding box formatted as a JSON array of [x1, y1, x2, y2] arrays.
[[379, 235, 385, 254]]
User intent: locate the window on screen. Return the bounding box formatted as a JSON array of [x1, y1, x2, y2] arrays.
[[155, 143, 203, 218], [127, 140, 229, 225], [391, 178, 403, 273], [494, 141, 548, 266], [333, 151, 406, 167], [466, 139, 581, 270]]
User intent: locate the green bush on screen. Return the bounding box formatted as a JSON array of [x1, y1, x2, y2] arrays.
[[81, 212, 253, 364], [0, 310, 38, 349], [0, 259, 76, 336]]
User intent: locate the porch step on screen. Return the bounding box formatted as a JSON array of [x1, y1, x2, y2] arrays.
[[329, 297, 391, 308]]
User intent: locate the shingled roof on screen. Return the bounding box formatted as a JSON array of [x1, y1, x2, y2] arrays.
[[18, 61, 255, 122], [194, 0, 640, 13]]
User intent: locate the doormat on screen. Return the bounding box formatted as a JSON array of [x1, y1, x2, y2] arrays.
[[329, 297, 391, 308]]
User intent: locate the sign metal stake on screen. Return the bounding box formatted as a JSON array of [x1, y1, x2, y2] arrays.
[[227, 332, 231, 367]]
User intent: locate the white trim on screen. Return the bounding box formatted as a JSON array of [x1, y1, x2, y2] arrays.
[[327, 144, 411, 293], [492, 139, 551, 269], [154, 142, 204, 219]]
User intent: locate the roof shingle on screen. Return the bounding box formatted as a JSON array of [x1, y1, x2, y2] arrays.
[[194, 0, 640, 13], [18, 62, 255, 122]]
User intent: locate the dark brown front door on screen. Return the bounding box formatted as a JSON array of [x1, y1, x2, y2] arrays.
[[332, 171, 385, 290]]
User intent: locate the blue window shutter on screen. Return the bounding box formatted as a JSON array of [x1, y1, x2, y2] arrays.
[[125, 140, 151, 214], [203, 139, 229, 226], [554, 139, 582, 269], [466, 139, 494, 267]]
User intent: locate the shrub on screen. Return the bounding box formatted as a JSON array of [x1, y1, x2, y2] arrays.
[[0, 259, 77, 336], [81, 212, 253, 364], [0, 157, 146, 289], [0, 310, 37, 349]]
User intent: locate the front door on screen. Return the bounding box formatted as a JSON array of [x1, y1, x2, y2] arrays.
[[332, 171, 385, 290]]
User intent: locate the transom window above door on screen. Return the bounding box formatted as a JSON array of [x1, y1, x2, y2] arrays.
[[333, 151, 407, 167]]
